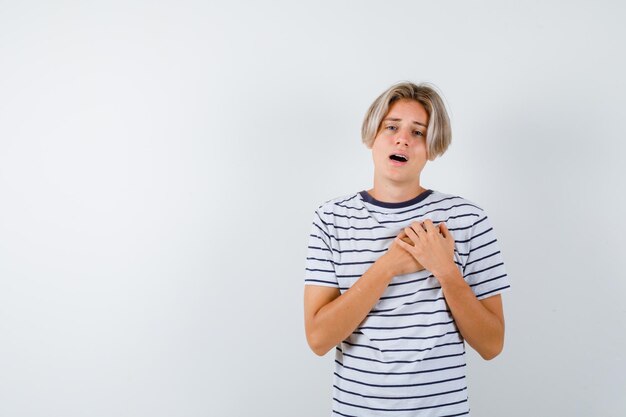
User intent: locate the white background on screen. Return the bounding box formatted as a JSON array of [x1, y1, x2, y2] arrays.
[[1, 1, 625, 416]]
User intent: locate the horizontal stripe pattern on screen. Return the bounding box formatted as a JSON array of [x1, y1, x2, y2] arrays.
[[304, 189, 510, 416]]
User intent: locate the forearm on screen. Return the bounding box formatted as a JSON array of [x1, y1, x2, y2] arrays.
[[307, 259, 395, 356], [437, 267, 504, 360]]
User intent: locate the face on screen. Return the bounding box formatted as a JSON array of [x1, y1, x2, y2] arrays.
[[369, 99, 429, 186]]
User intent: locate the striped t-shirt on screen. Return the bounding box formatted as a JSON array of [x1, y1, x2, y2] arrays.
[[305, 189, 511, 417]]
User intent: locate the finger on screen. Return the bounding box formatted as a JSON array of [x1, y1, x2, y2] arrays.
[[405, 226, 420, 243], [400, 236, 414, 246], [409, 222, 426, 238], [422, 219, 438, 234], [438, 223, 456, 254], [439, 222, 454, 241], [437, 221, 447, 236], [395, 236, 413, 251]]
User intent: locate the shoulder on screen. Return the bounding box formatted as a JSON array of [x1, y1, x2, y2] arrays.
[[312, 192, 363, 225], [429, 189, 488, 225], [431, 189, 483, 211], [314, 192, 361, 213]]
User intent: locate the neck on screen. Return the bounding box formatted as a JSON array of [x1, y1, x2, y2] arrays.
[[367, 178, 426, 203]]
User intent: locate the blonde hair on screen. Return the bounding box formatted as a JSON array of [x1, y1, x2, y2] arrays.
[[361, 81, 452, 160]]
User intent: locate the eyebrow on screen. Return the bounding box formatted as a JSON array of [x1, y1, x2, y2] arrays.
[[383, 117, 427, 128]]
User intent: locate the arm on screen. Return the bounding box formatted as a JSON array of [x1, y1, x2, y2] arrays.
[[396, 219, 505, 360], [304, 238, 423, 356], [435, 271, 504, 360]]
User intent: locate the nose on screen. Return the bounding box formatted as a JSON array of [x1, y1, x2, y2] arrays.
[[395, 129, 410, 147]]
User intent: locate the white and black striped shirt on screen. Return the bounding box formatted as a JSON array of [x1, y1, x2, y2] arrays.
[[305, 189, 511, 417]]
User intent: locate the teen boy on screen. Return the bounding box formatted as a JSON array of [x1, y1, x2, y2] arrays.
[[304, 82, 510, 416]]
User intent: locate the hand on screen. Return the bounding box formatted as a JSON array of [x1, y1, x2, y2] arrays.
[[395, 219, 456, 277], [379, 232, 425, 276]]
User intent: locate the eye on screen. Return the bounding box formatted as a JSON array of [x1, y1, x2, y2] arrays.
[[413, 130, 424, 137], [385, 125, 397, 131]]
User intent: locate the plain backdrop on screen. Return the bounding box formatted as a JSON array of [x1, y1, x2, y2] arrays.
[[1, 1, 625, 416]]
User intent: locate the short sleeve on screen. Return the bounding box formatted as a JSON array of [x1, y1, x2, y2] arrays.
[[462, 213, 511, 300], [304, 209, 339, 288]]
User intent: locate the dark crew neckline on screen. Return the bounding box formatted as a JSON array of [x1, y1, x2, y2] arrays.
[[359, 189, 433, 209]]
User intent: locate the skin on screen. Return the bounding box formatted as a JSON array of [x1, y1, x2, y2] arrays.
[[304, 99, 505, 360]]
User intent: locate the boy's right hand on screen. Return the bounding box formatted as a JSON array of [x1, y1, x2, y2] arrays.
[[380, 232, 425, 276]]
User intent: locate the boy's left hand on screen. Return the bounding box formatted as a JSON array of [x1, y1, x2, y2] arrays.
[[395, 219, 456, 278]]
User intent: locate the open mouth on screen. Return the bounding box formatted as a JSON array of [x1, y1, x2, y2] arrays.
[[389, 154, 409, 163]]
